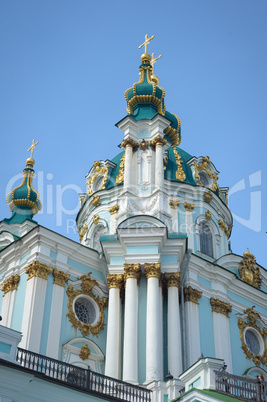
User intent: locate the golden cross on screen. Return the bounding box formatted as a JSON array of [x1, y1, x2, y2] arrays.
[[151, 52, 162, 74], [27, 139, 39, 159], [138, 34, 155, 54]]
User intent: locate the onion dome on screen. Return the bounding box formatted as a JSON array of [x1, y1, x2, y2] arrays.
[[124, 36, 181, 146], [6, 140, 42, 219]]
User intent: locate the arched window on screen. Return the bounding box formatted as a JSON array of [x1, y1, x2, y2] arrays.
[[199, 222, 213, 257]]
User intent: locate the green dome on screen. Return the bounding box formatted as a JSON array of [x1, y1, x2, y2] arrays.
[[6, 157, 42, 219]]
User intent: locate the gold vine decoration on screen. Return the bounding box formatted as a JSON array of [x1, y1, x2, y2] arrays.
[[172, 146, 186, 182]]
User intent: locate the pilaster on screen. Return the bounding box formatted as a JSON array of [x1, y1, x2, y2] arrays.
[[184, 286, 202, 367]]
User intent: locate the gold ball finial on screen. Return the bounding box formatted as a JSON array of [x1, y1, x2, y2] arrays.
[[140, 53, 151, 64], [26, 157, 35, 169]]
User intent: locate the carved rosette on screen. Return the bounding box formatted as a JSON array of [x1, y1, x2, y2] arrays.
[[238, 250, 261, 289], [184, 286, 202, 304], [25, 261, 52, 280], [210, 297, 232, 317], [184, 202, 195, 212], [144, 263, 161, 280], [165, 272, 180, 288], [116, 154, 125, 184], [79, 344, 91, 361], [172, 145, 186, 182], [108, 204, 119, 215], [66, 273, 108, 337], [1, 274, 20, 295], [107, 274, 124, 289], [53, 269, 70, 287], [169, 199, 180, 209], [92, 195, 100, 207], [237, 306, 267, 366], [124, 263, 141, 282], [121, 138, 139, 152], [93, 215, 99, 224], [204, 192, 213, 203], [150, 135, 167, 150]]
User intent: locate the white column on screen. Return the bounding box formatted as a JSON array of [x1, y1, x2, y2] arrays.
[[169, 201, 180, 233], [20, 262, 52, 352], [159, 278, 164, 380], [155, 143, 164, 188], [105, 274, 123, 379], [123, 264, 141, 384], [0, 275, 20, 328], [184, 286, 202, 367], [166, 273, 182, 377], [184, 203, 195, 250], [123, 140, 134, 191], [145, 263, 161, 382], [46, 269, 69, 359], [210, 298, 233, 372]]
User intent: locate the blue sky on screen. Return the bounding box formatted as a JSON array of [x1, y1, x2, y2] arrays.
[[0, 0, 266, 267]]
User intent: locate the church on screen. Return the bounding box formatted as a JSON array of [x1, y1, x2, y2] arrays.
[[0, 35, 266, 402]]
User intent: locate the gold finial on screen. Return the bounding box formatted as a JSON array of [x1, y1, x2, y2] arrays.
[[27, 139, 39, 159], [138, 34, 155, 54], [151, 52, 162, 74]]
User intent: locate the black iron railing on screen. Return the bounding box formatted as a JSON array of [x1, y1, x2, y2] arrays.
[[215, 370, 267, 402], [16, 347, 151, 402]]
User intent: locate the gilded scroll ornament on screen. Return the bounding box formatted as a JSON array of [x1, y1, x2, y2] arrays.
[[184, 286, 202, 304], [93, 215, 99, 224], [107, 274, 124, 289], [116, 154, 125, 184], [25, 261, 52, 280], [1, 274, 20, 295], [53, 269, 70, 287], [165, 272, 180, 288], [124, 263, 141, 282], [108, 204, 119, 215], [66, 273, 108, 337], [79, 223, 88, 242], [144, 263, 161, 280], [210, 298, 232, 317], [92, 195, 100, 207], [204, 192, 213, 203], [184, 202, 195, 212], [237, 306, 267, 366], [194, 157, 223, 200], [86, 161, 109, 196], [205, 211, 211, 221], [172, 145, 186, 182], [79, 345, 91, 361], [139, 139, 149, 151], [238, 250, 261, 289], [169, 199, 180, 209]]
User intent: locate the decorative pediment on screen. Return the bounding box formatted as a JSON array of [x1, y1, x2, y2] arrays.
[[238, 250, 261, 289]]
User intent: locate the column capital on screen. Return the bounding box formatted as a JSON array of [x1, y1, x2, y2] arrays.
[[165, 272, 180, 288], [184, 286, 202, 304], [53, 268, 70, 287], [108, 204, 119, 215], [107, 273, 124, 289], [169, 199, 180, 209], [184, 202, 195, 212], [124, 263, 141, 281], [210, 297, 232, 317], [144, 263, 161, 280], [121, 137, 139, 151], [25, 261, 53, 280], [150, 135, 167, 150], [1, 274, 20, 295]]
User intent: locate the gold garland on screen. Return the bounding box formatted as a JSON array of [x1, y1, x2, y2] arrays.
[[116, 154, 125, 184], [66, 273, 107, 337]]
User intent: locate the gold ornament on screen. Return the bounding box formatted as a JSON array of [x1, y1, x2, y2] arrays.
[[53, 269, 70, 287], [169, 199, 180, 209], [124, 263, 141, 282], [205, 211, 211, 221], [66, 273, 108, 337], [1, 274, 20, 295], [210, 298, 232, 317], [79, 345, 91, 361], [25, 261, 52, 280], [93, 215, 99, 224], [139, 139, 149, 151], [86, 161, 109, 196], [107, 274, 124, 289], [108, 204, 119, 215], [121, 138, 139, 152], [138, 34, 155, 54], [78, 223, 88, 242], [92, 195, 100, 207], [150, 135, 167, 150], [165, 272, 180, 288], [116, 154, 125, 184], [204, 192, 213, 203], [172, 145, 186, 182], [144, 263, 161, 280], [238, 250, 261, 289], [184, 202, 195, 212], [184, 286, 202, 304]]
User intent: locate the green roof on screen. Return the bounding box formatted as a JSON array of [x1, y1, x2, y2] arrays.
[[173, 388, 243, 402]]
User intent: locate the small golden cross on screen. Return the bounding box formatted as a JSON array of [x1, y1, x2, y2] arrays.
[[151, 52, 162, 74], [27, 139, 39, 159], [138, 34, 155, 54]]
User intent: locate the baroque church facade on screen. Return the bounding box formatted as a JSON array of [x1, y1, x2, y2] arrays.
[[0, 36, 266, 402]]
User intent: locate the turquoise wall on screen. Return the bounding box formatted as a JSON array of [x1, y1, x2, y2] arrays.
[[198, 296, 215, 357]]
